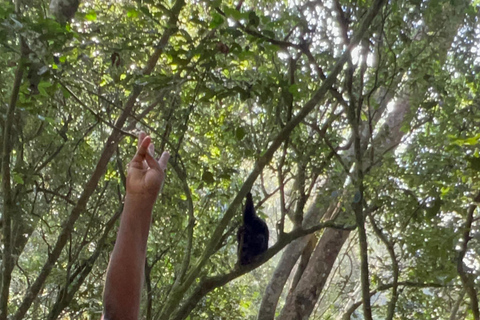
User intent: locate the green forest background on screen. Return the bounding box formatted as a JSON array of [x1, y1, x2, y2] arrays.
[[1, 0, 480, 318]]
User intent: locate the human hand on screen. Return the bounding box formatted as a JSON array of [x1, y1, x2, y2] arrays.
[[126, 132, 169, 201]]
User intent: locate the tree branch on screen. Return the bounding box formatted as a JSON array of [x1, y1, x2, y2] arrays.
[[170, 221, 356, 320], [0, 39, 25, 320], [170, 161, 196, 287], [368, 210, 399, 320], [449, 289, 466, 320], [342, 281, 444, 319], [457, 191, 480, 320], [46, 208, 122, 320]]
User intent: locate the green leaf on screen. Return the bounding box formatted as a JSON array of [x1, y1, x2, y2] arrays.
[[464, 136, 480, 145], [426, 198, 442, 219], [61, 87, 71, 99], [209, 0, 221, 8], [262, 30, 276, 39], [127, 9, 139, 19], [37, 81, 53, 97], [288, 84, 298, 95], [210, 12, 224, 28], [223, 7, 242, 21], [85, 10, 97, 21], [12, 172, 24, 185], [139, 6, 153, 18]]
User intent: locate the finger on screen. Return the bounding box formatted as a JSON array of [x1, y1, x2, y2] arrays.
[[145, 152, 162, 171], [138, 131, 146, 149], [131, 135, 151, 163], [148, 143, 154, 158], [158, 151, 170, 171]]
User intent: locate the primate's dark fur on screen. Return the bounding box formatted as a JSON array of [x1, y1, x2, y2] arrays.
[[237, 193, 269, 265]]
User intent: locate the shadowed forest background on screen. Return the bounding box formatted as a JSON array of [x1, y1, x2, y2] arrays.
[[1, 0, 480, 319]]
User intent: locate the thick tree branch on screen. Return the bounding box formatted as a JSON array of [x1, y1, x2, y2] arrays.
[[0, 40, 25, 320], [170, 221, 356, 320]]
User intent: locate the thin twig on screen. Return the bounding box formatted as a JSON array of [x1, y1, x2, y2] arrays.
[[342, 281, 445, 320]]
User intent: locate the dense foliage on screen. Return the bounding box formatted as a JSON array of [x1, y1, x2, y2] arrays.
[[1, 0, 480, 319]]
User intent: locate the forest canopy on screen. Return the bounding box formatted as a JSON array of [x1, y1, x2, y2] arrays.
[[1, 0, 480, 319]]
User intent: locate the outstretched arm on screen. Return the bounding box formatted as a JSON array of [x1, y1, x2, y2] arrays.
[[103, 132, 169, 320]]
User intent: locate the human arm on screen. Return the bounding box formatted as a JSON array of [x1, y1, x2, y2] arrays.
[[102, 132, 169, 320]]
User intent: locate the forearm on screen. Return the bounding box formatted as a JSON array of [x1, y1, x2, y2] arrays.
[[103, 194, 155, 320]]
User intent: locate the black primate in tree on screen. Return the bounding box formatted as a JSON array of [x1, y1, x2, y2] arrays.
[[237, 192, 269, 265]]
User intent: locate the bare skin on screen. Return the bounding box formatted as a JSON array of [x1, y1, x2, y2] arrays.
[[102, 132, 169, 320]]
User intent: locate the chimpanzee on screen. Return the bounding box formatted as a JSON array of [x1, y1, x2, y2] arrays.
[[237, 192, 269, 265]]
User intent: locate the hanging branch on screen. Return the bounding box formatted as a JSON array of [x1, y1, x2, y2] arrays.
[[277, 56, 297, 233], [342, 4, 378, 315], [349, 94, 372, 320]]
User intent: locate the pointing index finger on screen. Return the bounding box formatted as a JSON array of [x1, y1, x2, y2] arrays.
[[138, 131, 147, 149], [131, 135, 151, 164]]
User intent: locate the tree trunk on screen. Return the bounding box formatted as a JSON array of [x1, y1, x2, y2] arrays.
[[277, 89, 411, 320], [260, 2, 467, 318]]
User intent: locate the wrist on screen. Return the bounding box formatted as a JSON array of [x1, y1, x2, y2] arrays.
[[124, 193, 157, 211]]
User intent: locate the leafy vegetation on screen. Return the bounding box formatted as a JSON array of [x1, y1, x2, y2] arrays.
[[1, 0, 480, 319]]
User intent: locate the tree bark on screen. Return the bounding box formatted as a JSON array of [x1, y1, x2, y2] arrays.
[[0, 44, 25, 320], [278, 228, 351, 319], [257, 195, 334, 320], [290, 234, 317, 291]]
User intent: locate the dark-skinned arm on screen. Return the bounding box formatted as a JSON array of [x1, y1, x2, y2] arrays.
[[102, 132, 169, 320]]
